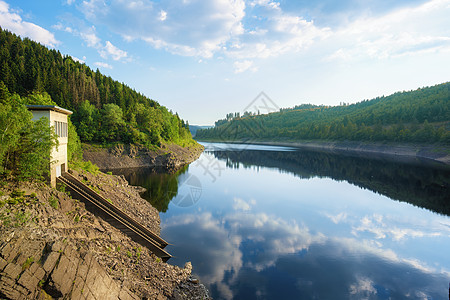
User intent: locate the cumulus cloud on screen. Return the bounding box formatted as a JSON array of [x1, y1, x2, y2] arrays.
[[0, 0, 59, 47], [100, 41, 128, 61], [227, 1, 331, 59], [326, 0, 450, 61], [80, 29, 101, 48], [94, 61, 112, 69], [53, 22, 128, 62], [80, 0, 246, 58]]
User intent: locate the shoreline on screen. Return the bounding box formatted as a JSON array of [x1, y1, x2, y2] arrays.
[[0, 169, 210, 299], [197, 139, 450, 166], [82, 142, 204, 172]]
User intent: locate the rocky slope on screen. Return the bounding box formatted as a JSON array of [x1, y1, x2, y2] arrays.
[[82, 143, 204, 171], [0, 169, 209, 299]]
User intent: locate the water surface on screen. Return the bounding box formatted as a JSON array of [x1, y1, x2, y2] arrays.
[[116, 142, 450, 299]]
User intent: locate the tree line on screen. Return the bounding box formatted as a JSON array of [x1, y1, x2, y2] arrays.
[[0, 27, 194, 148], [197, 82, 450, 144]]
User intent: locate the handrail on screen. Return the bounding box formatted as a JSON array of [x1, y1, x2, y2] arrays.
[[63, 172, 168, 247], [57, 173, 171, 261]]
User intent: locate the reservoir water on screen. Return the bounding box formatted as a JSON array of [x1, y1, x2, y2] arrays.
[[114, 142, 450, 299]]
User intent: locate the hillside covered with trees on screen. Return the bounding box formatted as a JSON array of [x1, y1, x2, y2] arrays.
[[197, 83, 450, 144], [0, 27, 194, 149]]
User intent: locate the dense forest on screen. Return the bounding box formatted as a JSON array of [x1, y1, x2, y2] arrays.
[[0, 27, 194, 149], [210, 149, 450, 216], [197, 83, 450, 144]]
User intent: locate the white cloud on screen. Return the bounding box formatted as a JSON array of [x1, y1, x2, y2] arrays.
[[0, 0, 59, 47], [232, 197, 256, 210], [349, 276, 377, 297], [71, 55, 85, 63], [94, 61, 112, 69], [80, 29, 101, 48], [325, 212, 348, 224], [226, 1, 331, 59], [326, 0, 450, 61], [54, 22, 129, 62], [352, 214, 443, 241], [81, 0, 246, 58], [100, 41, 128, 61], [233, 60, 258, 73], [159, 10, 167, 21]]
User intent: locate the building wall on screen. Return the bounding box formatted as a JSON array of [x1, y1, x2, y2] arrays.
[[30, 109, 69, 187]]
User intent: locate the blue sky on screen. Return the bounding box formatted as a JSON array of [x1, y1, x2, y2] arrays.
[[1, 0, 450, 125]]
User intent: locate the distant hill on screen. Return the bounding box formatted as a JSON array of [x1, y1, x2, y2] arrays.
[[196, 82, 450, 144], [189, 125, 213, 137], [0, 27, 194, 148]]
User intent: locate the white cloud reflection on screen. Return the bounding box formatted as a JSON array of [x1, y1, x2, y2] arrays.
[[163, 208, 450, 299]]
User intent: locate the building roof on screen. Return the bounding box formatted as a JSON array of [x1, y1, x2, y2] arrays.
[[26, 105, 73, 115]]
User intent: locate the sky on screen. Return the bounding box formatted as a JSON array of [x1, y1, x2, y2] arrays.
[[1, 0, 450, 125]]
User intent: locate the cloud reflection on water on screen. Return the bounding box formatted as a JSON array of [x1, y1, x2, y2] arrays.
[[163, 208, 449, 299]]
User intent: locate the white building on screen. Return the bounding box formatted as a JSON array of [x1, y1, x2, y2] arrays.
[[27, 105, 73, 187]]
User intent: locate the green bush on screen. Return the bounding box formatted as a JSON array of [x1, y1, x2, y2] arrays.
[[49, 196, 59, 209]]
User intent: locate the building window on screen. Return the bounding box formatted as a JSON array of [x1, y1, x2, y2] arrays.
[[54, 121, 68, 137]]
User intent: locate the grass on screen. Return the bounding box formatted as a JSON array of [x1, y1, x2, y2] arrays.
[[10, 189, 25, 198], [71, 159, 100, 175], [22, 257, 34, 270], [49, 196, 59, 209]]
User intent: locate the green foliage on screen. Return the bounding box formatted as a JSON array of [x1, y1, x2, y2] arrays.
[[22, 257, 34, 270], [0, 87, 58, 181], [67, 118, 82, 164], [71, 160, 99, 175], [11, 189, 25, 198], [49, 196, 59, 209], [197, 82, 450, 145], [17, 117, 58, 181], [0, 27, 195, 148]]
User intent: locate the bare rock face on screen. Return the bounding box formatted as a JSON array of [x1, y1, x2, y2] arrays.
[[0, 173, 208, 299], [0, 230, 137, 300], [83, 143, 204, 171]]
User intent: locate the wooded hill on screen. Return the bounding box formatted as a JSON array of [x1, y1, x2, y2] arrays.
[[196, 82, 450, 144], [0, 27, 193, 148]]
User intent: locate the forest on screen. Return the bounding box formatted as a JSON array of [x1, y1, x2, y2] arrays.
[[0, 27, 194, 149], [211, 149, 450, 216], [197, 82, 450, 144]]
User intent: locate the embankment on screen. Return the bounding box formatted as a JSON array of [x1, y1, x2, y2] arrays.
[[0, 169, 209, 299], [82, 143, 204, 171]]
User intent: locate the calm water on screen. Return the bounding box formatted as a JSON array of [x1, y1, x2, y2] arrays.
[[114, 142, 450, 300]]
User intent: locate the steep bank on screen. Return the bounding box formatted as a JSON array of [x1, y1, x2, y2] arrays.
[[0, 169, 209, 299], [198, 139, 450, 166], [82, 143, 204, 171]]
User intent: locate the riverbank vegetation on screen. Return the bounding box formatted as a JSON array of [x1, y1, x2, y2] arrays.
[[197, 82, 450, 144], [0, 85, 58, 181], [0, 27, 195, 151]]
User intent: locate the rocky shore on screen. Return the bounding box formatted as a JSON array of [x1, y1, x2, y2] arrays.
[[82, 143, 204, 171], [0, 168, 210, 299]]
